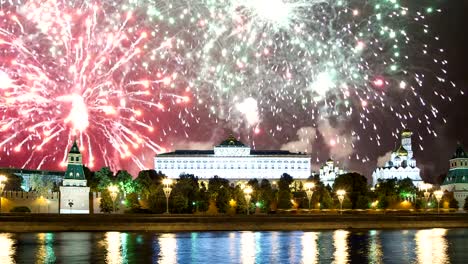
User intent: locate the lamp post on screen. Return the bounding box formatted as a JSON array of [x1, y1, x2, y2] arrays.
[[243, 186, 253, 215], [420, 183, 432, 211], [108, 185, 119, 213], [162, 178, 173, 214], [304, 182, 315, 210], [337, 190, 346, 215], [0, 175, 7, 214], [434, 190, 444, 214], [68, 199, 74, 214]]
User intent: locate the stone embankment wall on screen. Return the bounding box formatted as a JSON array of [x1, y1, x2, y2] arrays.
[[0, 214, 467, 232], [0, 191, 59, 213]]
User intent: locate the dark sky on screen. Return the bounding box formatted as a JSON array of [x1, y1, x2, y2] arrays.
[[0, 1, 466, 182], [415, 0, 468, 181]]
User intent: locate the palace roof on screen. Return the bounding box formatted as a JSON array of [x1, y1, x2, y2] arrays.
[[157, 149, 307, 157], [217, 134, 246, 147]]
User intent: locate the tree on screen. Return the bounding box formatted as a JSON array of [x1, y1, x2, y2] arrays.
[[116, 170, 136, 197], [208, 176, 231, 213], [100, 189, 114, 213], [333, 172, 369, 209], [0, 170, 23, 191], [171, 174, 200, 213], [125, 192, 141, 212], [135, 170, 165, 200], [30, 175, 54, 196], [83, 166, 97, 191], [397, 178, 418, 201], [94, 167, 113, 191], [374, 178, 399, 209], [277, 173, 294, 209], [258, 179, 274, 212]]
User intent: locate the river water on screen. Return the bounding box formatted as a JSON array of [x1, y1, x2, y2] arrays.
[[0, 229, 466, 263]]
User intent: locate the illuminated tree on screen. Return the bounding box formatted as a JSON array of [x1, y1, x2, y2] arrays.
[[333, 173, 369, 209], [277, 173, 293, 209]]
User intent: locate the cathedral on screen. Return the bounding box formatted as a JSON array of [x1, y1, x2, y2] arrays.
[[319, 158, 346, 187], [372, 130, 423, 186]]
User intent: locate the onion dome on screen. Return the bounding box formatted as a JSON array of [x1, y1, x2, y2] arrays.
[[396, 145, 408, 156], [401, 129, 413, 138]]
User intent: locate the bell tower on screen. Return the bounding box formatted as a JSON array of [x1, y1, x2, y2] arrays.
[[60, 140, 90, 214]]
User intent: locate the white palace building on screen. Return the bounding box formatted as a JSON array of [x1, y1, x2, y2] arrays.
[[372, 129, 423, 187], [154, 135, 311, 179]]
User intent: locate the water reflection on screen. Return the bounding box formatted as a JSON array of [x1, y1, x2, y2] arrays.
[[0, 229, 464, 263], [105, 232, 123, 264], [367, 230, 383, 264], [36, 233, 56, 263], [240, 231, 256, 264], [415, 228, 448, 264], [302, 232, 318, 263], [158, 233, 177, 264], [333, 230, 349, 264], [0, 233, 14, 264]]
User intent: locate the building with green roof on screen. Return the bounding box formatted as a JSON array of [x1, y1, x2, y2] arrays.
[[441, 145, 468, 209], [59, 140, 90, 214]]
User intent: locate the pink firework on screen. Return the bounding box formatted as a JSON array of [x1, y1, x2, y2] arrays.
[[0, 0, 187, 172]]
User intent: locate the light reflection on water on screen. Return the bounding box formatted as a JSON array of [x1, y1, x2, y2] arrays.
[[415, 228, 448, 264], [0, 233, 14, 264], [333, 230, 349, 264], [0, 229, 464, 263]]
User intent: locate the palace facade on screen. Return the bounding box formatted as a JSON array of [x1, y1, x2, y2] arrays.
[[154, 135, 312, 179]]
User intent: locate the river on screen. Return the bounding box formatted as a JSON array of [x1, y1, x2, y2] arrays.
[[0, 229, 466, 263]]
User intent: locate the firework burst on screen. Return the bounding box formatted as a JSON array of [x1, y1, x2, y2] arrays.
[[0, 0, 459, 172]]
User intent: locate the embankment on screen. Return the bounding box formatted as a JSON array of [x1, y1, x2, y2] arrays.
[[1, 214, 467, 232]]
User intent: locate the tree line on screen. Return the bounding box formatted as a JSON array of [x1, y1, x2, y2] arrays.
[[1, 167, 463, 213]]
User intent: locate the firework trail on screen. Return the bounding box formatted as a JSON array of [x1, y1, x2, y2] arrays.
[[0, 0, 458, 172]]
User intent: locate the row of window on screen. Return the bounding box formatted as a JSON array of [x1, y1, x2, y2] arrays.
[[70, 156, 81, 162], [155, 165, 306, 170], [156, 159, 309, 164], [451, 161, 468, 167]]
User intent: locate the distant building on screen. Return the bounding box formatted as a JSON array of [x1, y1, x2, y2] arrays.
[[372, 129, 423, 187], [319, 159, 346, 187], [59, 140, 90, 214], [154, 135, 311, 180], [0, 168, 63, 191], [441, 145, 468, 209]]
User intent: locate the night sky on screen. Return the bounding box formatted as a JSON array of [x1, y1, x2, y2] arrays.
[[0, 0, 467, 182]]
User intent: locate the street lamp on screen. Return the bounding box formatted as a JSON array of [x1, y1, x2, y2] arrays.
[[68, 199, 74, 214], [0, 175, 7, 214], [108, 185, 119, 213], [419, 183, 432, 211], [243, 186, 253, 215], [304, 182, 315, 210], [434, 190, 444, 214], [162, 178, 173, 214], [337, 190, 346, 214]]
